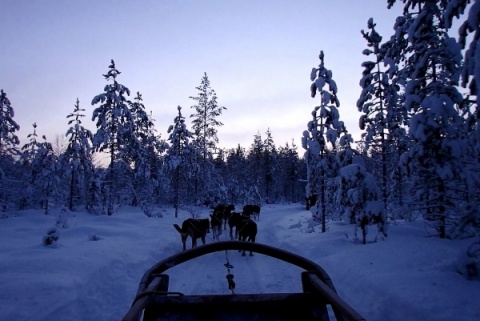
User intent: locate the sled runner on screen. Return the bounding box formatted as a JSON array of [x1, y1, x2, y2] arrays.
[[121, 241, 366, 321]]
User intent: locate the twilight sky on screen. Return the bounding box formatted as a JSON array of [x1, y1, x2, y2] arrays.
[[1, 1, 403, 152]]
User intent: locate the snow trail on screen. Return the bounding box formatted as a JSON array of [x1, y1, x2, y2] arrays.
[[3, 204, 479, 321], [162, 204, 309, 296]]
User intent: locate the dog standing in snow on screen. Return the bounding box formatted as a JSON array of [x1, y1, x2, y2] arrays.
[[173, 218, 210, 251]]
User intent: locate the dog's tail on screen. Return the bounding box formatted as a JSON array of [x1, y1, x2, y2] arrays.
[[173, 224, 183, 234]]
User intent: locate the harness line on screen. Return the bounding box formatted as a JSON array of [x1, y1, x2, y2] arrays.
[[224, 250, 235, 294], [183, 216, 235, 293]]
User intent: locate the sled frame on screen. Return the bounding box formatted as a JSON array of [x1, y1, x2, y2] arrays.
[[121, 241, 366, 321]]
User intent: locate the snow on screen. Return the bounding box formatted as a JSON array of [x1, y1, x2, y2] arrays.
[[1, 204, 479, 321]]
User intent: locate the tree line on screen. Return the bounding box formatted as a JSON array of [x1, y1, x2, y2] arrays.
[[1, 0, 480, 241], [0, 63, 305, 218], [304, 0, 480, 239]]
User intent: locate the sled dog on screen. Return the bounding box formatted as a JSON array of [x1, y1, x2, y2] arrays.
[[238, 218, 257, 256], [173, 218, 210, 251]]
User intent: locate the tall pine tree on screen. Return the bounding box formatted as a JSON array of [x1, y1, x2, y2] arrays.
[[303, 50, 351, 232], [91, 60, 135, 215], [189, 72, 226, 202], [444, 0, 480, 235], [167, 106, 192, 217], [20, 123, 59, 213], [189, 72, 226, 160], [0, 90, 20, 211], [358, 18, 404, 220], [387, 0, 466, 238], [65, 98, 93, 211], [0, 90, 20, 157]]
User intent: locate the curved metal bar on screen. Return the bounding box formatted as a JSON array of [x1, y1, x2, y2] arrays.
[[122, 241, 363, 321], [138, 241, 336, 293]]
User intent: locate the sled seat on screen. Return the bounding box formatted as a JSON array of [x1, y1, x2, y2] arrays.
[[144, 291, 325, 321]]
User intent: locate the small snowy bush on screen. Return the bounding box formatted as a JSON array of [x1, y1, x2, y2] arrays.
[[55, 208, 70, 229], [43, 228, 60, 247], [89, 234, 103, 241]]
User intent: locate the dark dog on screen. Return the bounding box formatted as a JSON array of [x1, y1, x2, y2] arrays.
[[238, 218, 257, 256], [222, 210, 233, 230], [214, 204, 235, 230], [228, 212, 249, 240], [210, 207, 224, 240], [173, 218, 210, 251], [243, 204, 261, 220]]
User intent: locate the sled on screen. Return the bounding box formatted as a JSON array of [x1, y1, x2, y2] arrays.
[[121, 241, 366, 321]]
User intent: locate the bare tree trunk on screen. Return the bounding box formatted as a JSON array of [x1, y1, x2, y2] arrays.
[[174, 166, 179, 218], [68, 168, 75, 211]]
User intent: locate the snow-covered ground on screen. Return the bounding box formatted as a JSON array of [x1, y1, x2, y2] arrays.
[[1, 204, 479, 321]]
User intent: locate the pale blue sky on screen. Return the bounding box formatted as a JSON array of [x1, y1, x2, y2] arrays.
[[1, 1, 403, 151]]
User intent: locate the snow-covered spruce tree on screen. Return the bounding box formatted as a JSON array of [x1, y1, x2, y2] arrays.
[[224, 145, 249, 204], [209, 147, 230, 205], [91, 60, 135, 215], [167, 106, 192, 217], [278, 140, 302, 203], [303, 50, 351, 232], [323, 127, 357, 223], [190, 72, 226, 160], [375, 15, 414, 219], [129, 92, 151, 207], [387, 0, 467, 238], [20, 123, 59, 213], [0, 90, 21, 211], [18, 123, 40, 209], [64, 98, 93, 211], [338, 156, 385, 244], [189, 72, 226, 202], [262, 128, 279, 203], [444, 0, 480, 235], [358, 18, 406, 221], [451, 0, 480, 107], [246, 132, 264, 204], [0, 90, 20, 157], [85, 171, 104, 214], [128, 92, 167, 215]]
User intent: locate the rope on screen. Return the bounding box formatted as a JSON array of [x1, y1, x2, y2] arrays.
[[181, 214, 235, 293], [224, 250, 235, 294]]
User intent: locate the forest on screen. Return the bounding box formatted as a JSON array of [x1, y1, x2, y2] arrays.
[[1, 0, 479, 242]]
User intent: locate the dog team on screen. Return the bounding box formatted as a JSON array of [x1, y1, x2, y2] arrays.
[[173, 204, 260, 255]]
